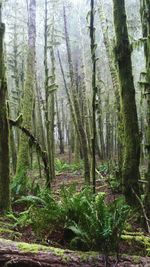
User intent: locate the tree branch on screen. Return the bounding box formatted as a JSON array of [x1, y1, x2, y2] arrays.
[[8, 119, 50, 184]]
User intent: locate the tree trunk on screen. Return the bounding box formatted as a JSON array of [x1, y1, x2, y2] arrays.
[[0, 7, 10, 211], [113, 0, 140, 206], [140, 0, 150, 220], [10, 126, 17, 174], [56, 96, 64, 154], [98, 0, 123, 173], [15, 0, 36, 192], [90, 0, 97, 194]]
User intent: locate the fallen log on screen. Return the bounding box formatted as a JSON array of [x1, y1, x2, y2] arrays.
[[0, 238, 102, 267], [0, 238, 150, 266]]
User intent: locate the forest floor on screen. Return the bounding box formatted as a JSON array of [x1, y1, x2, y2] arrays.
[[0, 153, 150, 266]]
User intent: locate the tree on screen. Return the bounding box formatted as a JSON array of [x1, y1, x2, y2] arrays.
[[15, 0, 36, 192], [113, 0, 141, 205], [140, 0, 150, 219], [0, 2, 10, 211], [90, 0, 97, 193], [98, 0, 123, 174]]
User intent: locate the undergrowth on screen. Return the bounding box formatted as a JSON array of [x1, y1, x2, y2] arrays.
[[11, 185, 129, 257], [55, 159, 83, 174]]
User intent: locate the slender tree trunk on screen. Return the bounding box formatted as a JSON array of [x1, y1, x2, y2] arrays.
[[97, 75, 106, 160], [0, 5, 10, 211], [105, 95, 111, 160], [113, 0, 140, 205], [90, 0, 97, 193], [35, 82, 46, 151], [140, 0, 150, 219], [56, 96, 64, 154], [77, 11, 92, 158], [48, 21, 56, 181], [10, 127, 17, 174], [44, 0, 51, 187]]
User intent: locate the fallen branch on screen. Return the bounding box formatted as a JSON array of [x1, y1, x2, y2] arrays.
[[96, 169, 105, 179], [8, 119, 50, 184], [131, 187, 150, 234]]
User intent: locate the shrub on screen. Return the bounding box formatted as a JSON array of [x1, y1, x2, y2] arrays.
[[13, 187, 129, 257]]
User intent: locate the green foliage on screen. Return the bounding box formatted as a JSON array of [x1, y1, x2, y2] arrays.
[[26, 190, 64, 237], [55, 159, 83, 174], [12, 187, 129, 255], [97, 162, 109, 177], [7, 209, 32, 228], [11, 169, 28, 196], [60, 186, 94, 226], [67, 193, 129, 253], [108, 174, 121, 192]]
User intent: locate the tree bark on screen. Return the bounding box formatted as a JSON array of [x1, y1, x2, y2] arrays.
[[0, 6, 11, 211], [56, 96, 64, 154], [15, 0, 36, 192], [98, 0, 123, 172], [90, 0, 97, 194], [0, 238, 103, 267], [140, 0, 150, 220], [113, 0, 140, 206]]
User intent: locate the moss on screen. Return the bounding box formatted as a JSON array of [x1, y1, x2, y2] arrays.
[[0, 228, 14, 234], [113, 0, 140, 206], [0, 20, 10, 212], [125, 223, 132, 232], [121, 232, 150, 255], [132, 255, 141, 264], [0, 239, 99, 264], [76, 251, 98, 262], [17, 241, 71, 262], [15, 2, 36, 192]]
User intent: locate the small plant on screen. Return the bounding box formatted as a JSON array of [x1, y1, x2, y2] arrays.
[[67, 193, 129, 256], [61, 186, 94, 226], [55, 159, 83, 174], [108, 174, 121, 192], [97, 163, 109, 177], [7, 209, 32, 228]]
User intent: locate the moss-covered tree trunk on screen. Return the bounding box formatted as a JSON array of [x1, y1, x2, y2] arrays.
[[35, 81, 46, 151], [98, 0, 123, 174], [56, 96, 64, 154], [0, 4, 10, 211], [140, 0, 150, 219], [15, 0, 36, 192], [77, 11, 92, 159], [113, 0, 140, 205], [97, 81, 105, 159], [48, 21, 56, 182], [90, 0, 97, 193]]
